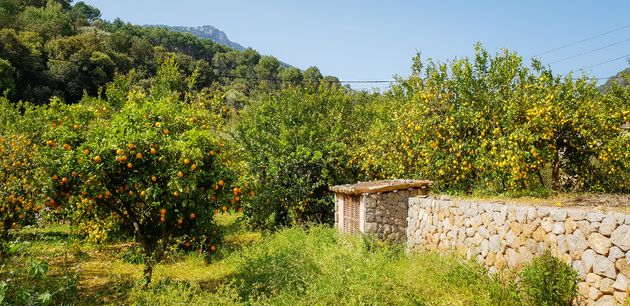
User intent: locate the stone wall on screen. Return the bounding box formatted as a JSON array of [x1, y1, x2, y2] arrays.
[[407, 197, 630, 305], [363, 189, 424, 242]]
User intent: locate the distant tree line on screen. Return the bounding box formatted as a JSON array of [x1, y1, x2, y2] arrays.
[[0, 0, 338, 104]]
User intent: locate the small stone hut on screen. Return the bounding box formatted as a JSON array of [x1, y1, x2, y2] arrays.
[[331, 179, 431, 241]]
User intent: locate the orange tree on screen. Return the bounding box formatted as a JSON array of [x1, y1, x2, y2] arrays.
[[39, 58, 240, 283]]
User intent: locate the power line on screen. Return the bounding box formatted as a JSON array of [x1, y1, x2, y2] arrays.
[[529, 23, 630, 59], [217, 74, 613, 84], [548, 38, 630, 65], [217, 74, 398, 84], [577, 54, 630, 71]]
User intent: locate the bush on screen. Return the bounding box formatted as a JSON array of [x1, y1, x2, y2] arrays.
[[233, 86, 373, 228], [519, 251, 578, 305]]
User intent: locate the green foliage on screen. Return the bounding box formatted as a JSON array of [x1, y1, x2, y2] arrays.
[[17, 0, 75, 40], [519, 251, 578, 306], [234, 87, 371, 228]]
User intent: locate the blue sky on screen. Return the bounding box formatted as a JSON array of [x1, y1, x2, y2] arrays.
[[84, 0, 630, 90]]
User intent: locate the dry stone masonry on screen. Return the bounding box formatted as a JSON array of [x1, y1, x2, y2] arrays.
[[407, 197, 630, 305], [363, 189, 422, 241]]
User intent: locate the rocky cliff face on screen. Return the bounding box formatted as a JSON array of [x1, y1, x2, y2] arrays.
[[146, 24, 247, 51]]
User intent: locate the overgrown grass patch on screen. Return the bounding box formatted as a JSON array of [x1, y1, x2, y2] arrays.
[[3, 216, 574, 305]]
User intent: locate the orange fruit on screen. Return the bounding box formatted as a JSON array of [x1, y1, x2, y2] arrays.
[[163, 128, 170, 135], [127, 162, 133, 169], [237, 207, 243, 213], [221, 206, 227, 212], [52, 174, 59, 181], [136, 153, 143, 159], [105, 191, 111, 197], [150, 148, 157, 155], [177, 171, 183, 178], [191, 163, 197, 170], [116, 149, 124, 155], [155, 122, 161, 127], [160, 217, 165, 223], [213, 209, 219, 214], [250, 191, 255, 197], [234, 196, 240, 202], [128, 191, 134, 196], [177, 219, 183, 225], [160, 208, 166, 214], [127, 143, 135, 150], [190, 213, 196, 219], [61, 177, 68, 183], [83, 148, 90, 155], [218, 180, 224, 186], [209, 150, 215, 156], [213, 185, 219, 191], [184, 159, 190, 165], [210, 245, 216, 251], [51, 122, 57, 128], [93, 156, 102, 163], [151, 176, 157, 182], [140, 191, 146, 197], [173, 191, 180, 197]]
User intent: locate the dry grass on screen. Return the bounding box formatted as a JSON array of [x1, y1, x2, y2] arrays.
[[444, 192, 630, 214]]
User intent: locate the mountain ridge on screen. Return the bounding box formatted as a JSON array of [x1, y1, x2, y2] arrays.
[[145, 24, 247, 51]]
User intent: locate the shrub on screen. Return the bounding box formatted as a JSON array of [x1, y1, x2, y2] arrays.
[[233, 86, 373, 228], [519, 251, 578, 305]]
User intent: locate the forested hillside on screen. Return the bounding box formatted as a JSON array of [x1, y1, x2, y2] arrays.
[[0, 0, 335, 104]]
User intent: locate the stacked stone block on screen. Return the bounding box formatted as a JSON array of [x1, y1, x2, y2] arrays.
[[363, 189, 423, 242], [407, 197, 630, 305]]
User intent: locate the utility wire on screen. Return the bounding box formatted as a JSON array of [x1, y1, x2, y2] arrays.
[[529, 23, 630, 59], [217, 74, 612, 84], [577, 54, 630, 71], [217, 74, 398, 84], [548, 38, 630, 64]]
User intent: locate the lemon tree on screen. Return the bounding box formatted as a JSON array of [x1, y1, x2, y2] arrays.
[[0, 133, 46, 260], [355, 45, 629, 194]]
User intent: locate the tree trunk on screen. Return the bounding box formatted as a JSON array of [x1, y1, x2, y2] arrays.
[[535, 169, 545, 188], [132, 221, 154, 287], [143, 256, 154, 286], [275, 204, 290, 227], [551, 149, 561, 190]]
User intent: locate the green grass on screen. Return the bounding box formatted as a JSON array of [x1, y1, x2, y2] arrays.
[[2, 215, 523, 305]]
